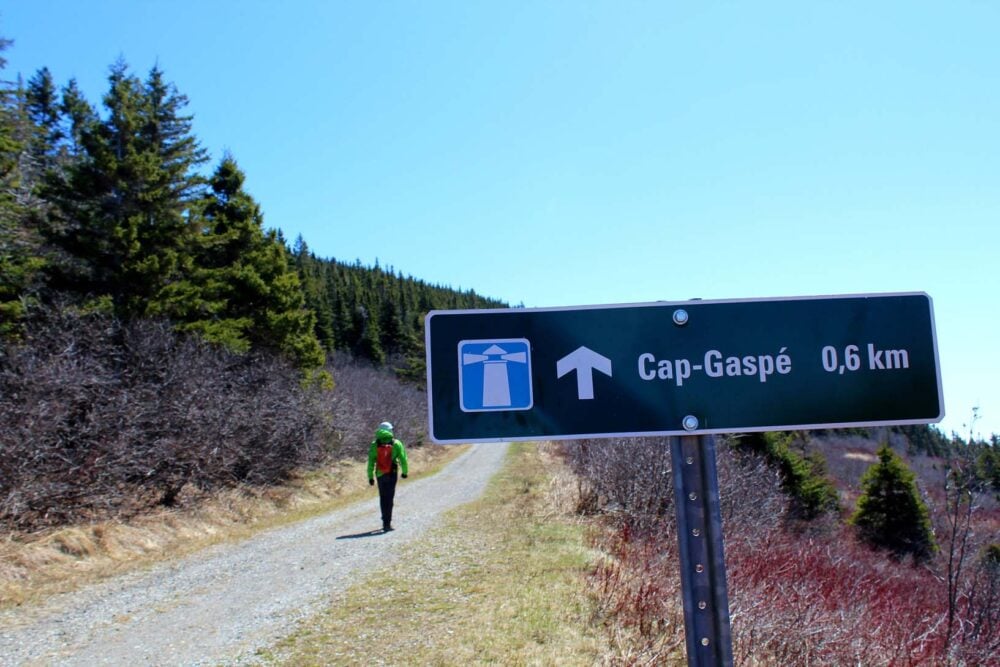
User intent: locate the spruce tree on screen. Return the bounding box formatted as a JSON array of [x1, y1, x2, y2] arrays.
[[283, 247, 508, 367], [850, 444, 937, 562], [159, 156, 324, 369], [329, 272, 354, 352], [0, 36, 44, 337], [42, 61, 206, 315], [0, 36, 22, 223], [352, 301, 384, 364], [378, 298, 405, 356], [978, 443, 1000, 499], [737, 432, 840, 520], [0, 35, 24, 333], [59, 79, 95, 158], [24, 67, 63, 173], [292, 235, 335, 350]]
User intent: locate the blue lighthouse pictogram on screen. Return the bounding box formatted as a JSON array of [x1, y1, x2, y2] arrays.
[[458, 339, 533, 412]]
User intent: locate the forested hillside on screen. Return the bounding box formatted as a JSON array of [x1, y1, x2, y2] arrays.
[[0, 36, 502, 531], [291, 241, 503, 379]]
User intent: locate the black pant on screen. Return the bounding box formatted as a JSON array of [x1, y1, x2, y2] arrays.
[[376, 471, 398, 527]]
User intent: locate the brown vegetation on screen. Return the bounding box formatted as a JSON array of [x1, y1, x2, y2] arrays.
[[563, 435, 1000, 665], [0, 308, 434, 533], [326, 352, 427, 456], [0, 309, 331, 530]]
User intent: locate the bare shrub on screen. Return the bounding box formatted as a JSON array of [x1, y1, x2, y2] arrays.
[[929, 458, 1000, 664], [325, 352, 427, 458], [0, 308, 331, 530], [716, 438, 789, 548], [562, 436, 673, 531], [957, 543, 1000, 662]]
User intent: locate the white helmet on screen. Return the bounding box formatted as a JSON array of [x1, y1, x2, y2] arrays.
[[378, 421, 394, 434]]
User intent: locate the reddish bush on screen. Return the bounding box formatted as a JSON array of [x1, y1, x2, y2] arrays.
[[568, 437, 1000, 666], [727, 529, 948, 665]]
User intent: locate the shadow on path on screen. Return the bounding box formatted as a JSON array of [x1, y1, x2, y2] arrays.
[[335, 529, 386, 540]]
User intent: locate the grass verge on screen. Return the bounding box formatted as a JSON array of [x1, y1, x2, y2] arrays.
[[0, 444, 466, 609], [260, 442, 605, 666]]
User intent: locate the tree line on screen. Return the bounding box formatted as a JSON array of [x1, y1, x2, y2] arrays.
[[291, 240, 504, 379], [0, 36, 503, 371]]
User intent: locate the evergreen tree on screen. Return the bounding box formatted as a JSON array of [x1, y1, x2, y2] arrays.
[[353, 302, 385, 364], [292, 236, 335, 350], [0, 36, 44, 337], [378, 298, 405, 356], [983, 543, 1000, 571], [159, 156, 324, 369], [737, 432, 840, 520], [42, 61, 206, 315], [0, 36, 22, 209], [0, 35, 23, 333], [327, 267, 353, 350], [850, 444, 937, 562], [286, 250, 507, 368], [977, 442, 1000, 499], [59, 79, 95, 157], [895, 424, 952, 458], [24, 67, 63, 172]]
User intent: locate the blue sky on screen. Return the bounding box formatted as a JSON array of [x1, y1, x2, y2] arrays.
[[4, 2, 997, 439]]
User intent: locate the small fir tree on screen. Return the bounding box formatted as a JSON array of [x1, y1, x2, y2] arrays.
[[977, 444, 1000, 499], [737, 432, 840, 521], [850, 444, 937, 562]]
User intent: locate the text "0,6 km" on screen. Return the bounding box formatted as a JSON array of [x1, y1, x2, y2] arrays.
[[821, 344, 910, 375]]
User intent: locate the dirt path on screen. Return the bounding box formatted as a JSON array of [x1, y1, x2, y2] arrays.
[[0, 443, 510, 666]]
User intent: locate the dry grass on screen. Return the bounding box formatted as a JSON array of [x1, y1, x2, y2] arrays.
[[0, 444, 466, 609], [261, 442, 607, 666]]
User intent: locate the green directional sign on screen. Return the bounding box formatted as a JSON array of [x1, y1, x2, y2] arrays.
[[425, 293, 943, 443]]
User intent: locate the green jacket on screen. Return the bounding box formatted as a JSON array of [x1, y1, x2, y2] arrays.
[[367, 438, 408, 479]]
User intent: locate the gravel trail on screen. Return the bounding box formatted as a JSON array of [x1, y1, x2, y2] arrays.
[[0, 442, 510, 666]]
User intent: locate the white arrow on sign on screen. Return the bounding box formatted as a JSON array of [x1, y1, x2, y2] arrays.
[[556, 346, 613, 400]]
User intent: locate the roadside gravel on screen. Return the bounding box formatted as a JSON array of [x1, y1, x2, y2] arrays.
[[0, 442, 510, 666]]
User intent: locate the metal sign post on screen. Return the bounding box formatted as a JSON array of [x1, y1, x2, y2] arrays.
[[671, 434, 733, 667]]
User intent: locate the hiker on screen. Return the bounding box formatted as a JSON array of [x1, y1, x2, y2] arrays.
[[367, 422, 408, 532]]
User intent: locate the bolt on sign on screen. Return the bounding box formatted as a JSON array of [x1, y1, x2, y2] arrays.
[[425, 292, 943, 443]]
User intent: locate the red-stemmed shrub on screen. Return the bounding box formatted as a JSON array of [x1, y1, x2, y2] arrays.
[[565, 436, 1000, 666]]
